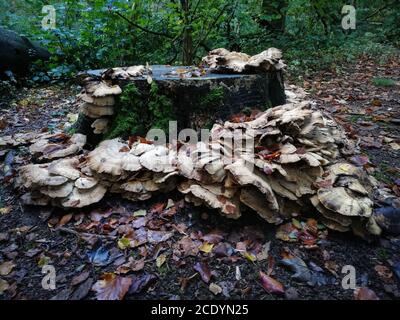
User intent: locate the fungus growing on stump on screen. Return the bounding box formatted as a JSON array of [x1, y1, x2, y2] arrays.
[[16, 98, 391, 238]]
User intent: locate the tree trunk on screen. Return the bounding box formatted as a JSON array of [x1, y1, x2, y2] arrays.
[[181, 0, 194, 65], [76, 65, 286, 143]]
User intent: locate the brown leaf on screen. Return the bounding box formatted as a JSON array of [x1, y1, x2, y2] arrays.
[[354, 287, 379, 300], [202, 230, 225, 244], [57, 213, 73, 227], [117, 258, 145, 274], [151, 202, 166, 214], [350, 155, 370, 167], [71, 271, 91, 286], [0, 261, 15, 276], [129, 274, 157, 294], [276, 223, 299, 242], [90, 208, 113, 222], [147, 230, 174, 244], [194, 262, 212, 283], [374, 265, 393, 282], [259, 271, 284, 294], [92, 273, 132, 300]]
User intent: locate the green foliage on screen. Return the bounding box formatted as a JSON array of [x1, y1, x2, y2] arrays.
[[0, 0, 398, 79], [105, 83, 143, 139], [105, 82, 174, 139], [148, 82, 174, 132], [198, 87, 225, 109], [372, 77, 396, 87]]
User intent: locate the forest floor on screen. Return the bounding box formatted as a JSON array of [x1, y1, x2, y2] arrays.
[[0, 56, 399, 300]]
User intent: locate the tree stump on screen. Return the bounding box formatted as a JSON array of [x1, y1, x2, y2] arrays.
[[75, 65, 285, 143]]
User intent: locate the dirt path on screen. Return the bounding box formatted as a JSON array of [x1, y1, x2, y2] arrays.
[[0, 58, 399, 300]]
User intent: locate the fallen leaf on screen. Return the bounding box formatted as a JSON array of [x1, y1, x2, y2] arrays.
[[354, 287, 379, 300], [87, 246, 111, 266], [156, 254, 167, 268], [199, 242, 214, 254], [90, 208, 113, 222], [147, 230, 174, 244], [350, 155, 370, 167], [374, 265, 393, 281], [50, 288, 73, 300], [129, 274, 157, 294], [118, 237, 132, 250], [133, 209, 147, 217], [0, 207, 11, 215], [92, 273, 132, 300], [256, 242, 271, 261], [389, 142, 400, 151], [242, 251, 257, 262], [0, 261, 15, 276], [213, 243, 232, 257], [276, 223, 299, 242], [71, 271, 91, 286], [194, 262, 212, 283], [57, 213, 73, 227], [259, 271, 284, 294], [117, 257, 145, 274], [209, 283, 222, 295], [70, 277, 93, 300], [0, 279, 9, 295], [150, 202, 166, 214]]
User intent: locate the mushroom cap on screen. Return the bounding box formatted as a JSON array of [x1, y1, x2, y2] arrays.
[[48, 158, 81, 180], [240, 187, 282, 224], [189, 183, 241, 219], [121, 153, 142, 172], [226, 159, 279, 211], [41, 182, 74, 199], [310, 195, 352, 226], [126, 66, 146, 77], [61, 184, 107, 208], [20, 165, 68, 188], [92, 82, 122, 97], [86, 139, 127, 176], [139, 146, 177, 173], [21, 192, 50, 206], [130, 143, 155, 156], [78, 93, 115, 106], [320, 217, 350, 232], [317, 187, 373, 217], [29, 133, 86, 160], [82, 103, 114, 118], [246, 48, 285, 71], [75, 177, 98, 190], [91, 118, 109, 135]]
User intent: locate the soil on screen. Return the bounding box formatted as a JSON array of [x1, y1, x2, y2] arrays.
[[0, 57, 399, 300]]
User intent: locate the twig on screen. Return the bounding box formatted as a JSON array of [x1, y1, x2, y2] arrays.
[[57, 227, 117, 240], [111, 10, 175, 40], [363, 1, 397, 21], [192, 3, 231, 54]]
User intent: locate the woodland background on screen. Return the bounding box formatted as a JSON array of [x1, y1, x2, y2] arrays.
[[0, 0, 399, 80]]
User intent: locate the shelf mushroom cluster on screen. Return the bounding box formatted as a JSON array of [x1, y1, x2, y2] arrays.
[[77, 79, 123, 136], [202, 48, 286, 73], [17, 99, 382, 236]]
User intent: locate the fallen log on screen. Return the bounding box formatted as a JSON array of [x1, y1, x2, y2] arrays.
[[0, 27, 51, 76]]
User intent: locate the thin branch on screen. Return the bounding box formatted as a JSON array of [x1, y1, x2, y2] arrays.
[[363, 0, 397, 21], [192, 3, 231, 54], [111, 10, 175, 40], [57, 227, 118, 240]]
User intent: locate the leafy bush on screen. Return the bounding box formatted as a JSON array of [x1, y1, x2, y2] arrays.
[[1, 0, 398, 80]]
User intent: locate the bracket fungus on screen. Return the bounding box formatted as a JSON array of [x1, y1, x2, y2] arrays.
[[202, 48, 285, 74], [15, 91, 396, 238]]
